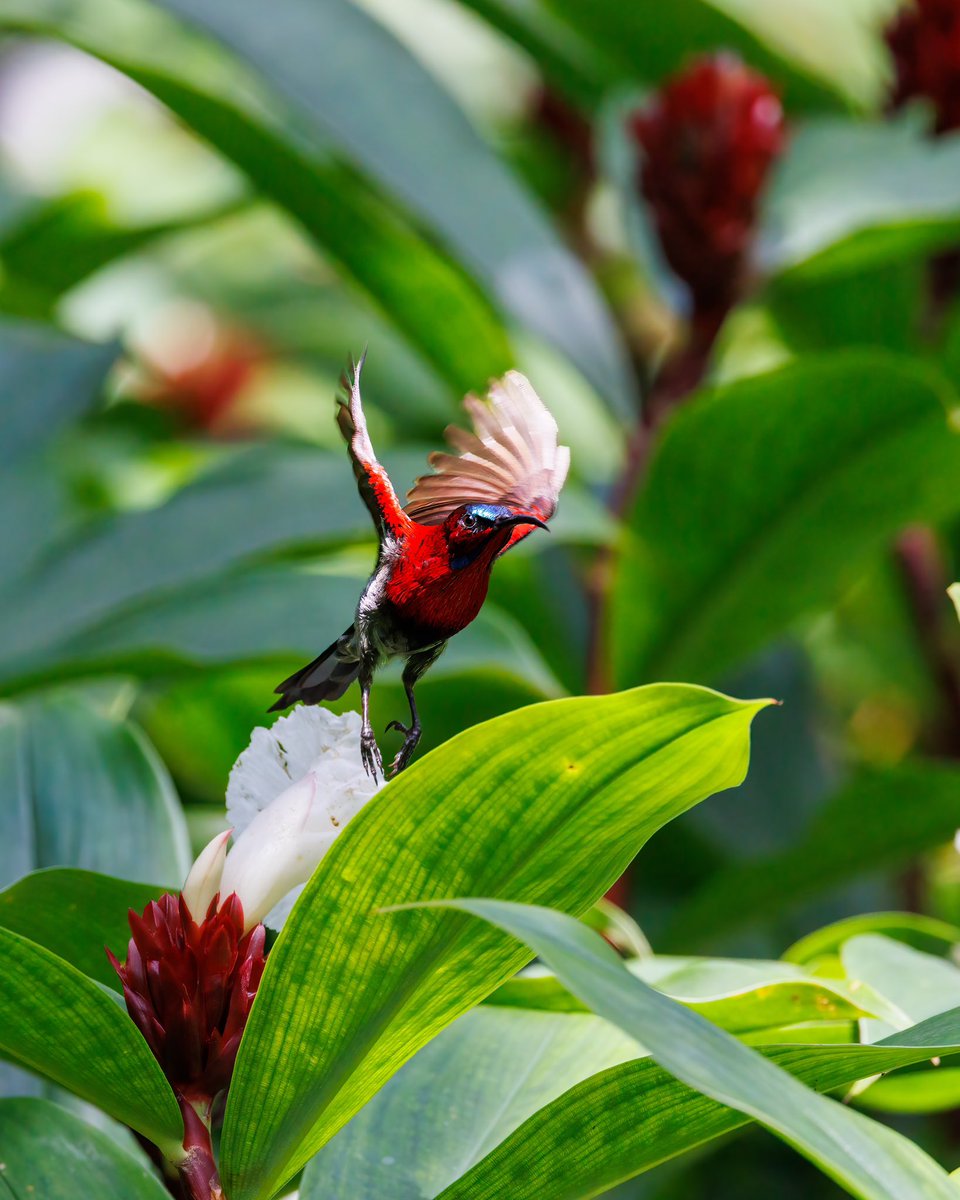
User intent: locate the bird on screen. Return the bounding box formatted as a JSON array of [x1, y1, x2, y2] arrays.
[[269, 353, 569, 781]]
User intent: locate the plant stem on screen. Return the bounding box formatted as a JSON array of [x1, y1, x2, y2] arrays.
[[175, 1095, 224, 1200]]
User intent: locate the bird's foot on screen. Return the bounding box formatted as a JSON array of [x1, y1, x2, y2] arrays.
[[360, 727, 384, 783], [386, 719, 421, 776]]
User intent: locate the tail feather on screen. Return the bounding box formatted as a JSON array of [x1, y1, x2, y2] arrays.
[[269, 626, 359, 711]]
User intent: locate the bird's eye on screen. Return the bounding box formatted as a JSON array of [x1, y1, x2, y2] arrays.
[[461, 512, 480, 531]]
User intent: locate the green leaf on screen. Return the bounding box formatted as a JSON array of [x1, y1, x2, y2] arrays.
[[759, 119, 960, 281], [220, 683, 769, 1200], [613, 355, 960, 687], [784, 913, 960, 967], [149, 0, 632, 413], [302, 1007, 641, 1200], [842, 935, 960, 1039], [434, 899, 959, 1200], [453, 0, 620, 108], [0, 444, 365, 680], [0, 1098, 170, 1198], [0, 318, 116, 468], [0, 693, 190, 892], [0, 0, 512, 397], [0, 191, 244, 319], [664, 763, 960, 950], [488, 955, 877, 1033], [0, 868, 162, 990], [0, 928, 182, 1150], [303, 1002, 960, 1200], [858, 1068, 960, 1116], [544, 0, 883, 112], [439, 1013, 960, 1200]]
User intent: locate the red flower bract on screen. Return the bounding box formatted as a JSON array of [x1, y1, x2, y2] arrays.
[[887, 0, 960, 134], [107, 892, 265, 1098], [629, 54, 786, 322]]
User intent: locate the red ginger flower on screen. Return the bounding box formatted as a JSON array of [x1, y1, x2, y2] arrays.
[[887, 0, 960, 134], [629, 54, 786, 324], [107, 891, 265, 1099]]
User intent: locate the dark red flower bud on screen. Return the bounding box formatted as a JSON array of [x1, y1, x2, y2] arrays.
[[629, 54, 786, 324], [107, 891, 265, 1099], [886, 0, 960, 134]]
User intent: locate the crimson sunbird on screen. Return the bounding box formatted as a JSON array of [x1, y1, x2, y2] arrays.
[[270, 354, 569, 780]]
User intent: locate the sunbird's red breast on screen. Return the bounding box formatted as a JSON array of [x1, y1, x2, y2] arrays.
[[270, 354, 569, 780]]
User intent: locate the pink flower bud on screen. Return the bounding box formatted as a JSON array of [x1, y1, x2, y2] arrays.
[[107, 891, 265, 1098], [629, 54, 786, 323]]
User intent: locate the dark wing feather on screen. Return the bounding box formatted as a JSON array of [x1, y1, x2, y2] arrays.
[[405, 371, 570, 526], [336, 353, 410, 542]]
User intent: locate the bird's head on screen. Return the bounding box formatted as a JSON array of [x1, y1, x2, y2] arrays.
[[442, 502, 549, 571]]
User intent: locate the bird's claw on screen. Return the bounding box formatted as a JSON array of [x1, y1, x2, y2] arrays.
[[360, 728, 384, 783], [388, 724, 421, 777], [385, 718, 410, 736]]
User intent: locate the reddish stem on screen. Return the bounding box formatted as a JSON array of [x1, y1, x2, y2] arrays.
[[176, 1095, 223, 1200], [585, 313, 721, 695]]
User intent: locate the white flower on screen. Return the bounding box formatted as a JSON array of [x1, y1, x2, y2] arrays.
[[181, 828, 231, 921], [219, 707, 381, 929]]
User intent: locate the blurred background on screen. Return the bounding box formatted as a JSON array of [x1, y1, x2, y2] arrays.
[[4, 0, 960, 1193]]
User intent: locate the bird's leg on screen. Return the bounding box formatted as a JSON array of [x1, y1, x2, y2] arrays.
[[385, 680, 421, 776], [386, 645, 444, 776], [359, 668, 384, 782]]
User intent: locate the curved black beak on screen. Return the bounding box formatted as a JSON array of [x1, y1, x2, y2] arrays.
[[500, 511, 550, 532]]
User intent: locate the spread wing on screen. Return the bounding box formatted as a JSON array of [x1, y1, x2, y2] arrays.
[[336, 353, 410, 542], [405, 371, 570, 528]]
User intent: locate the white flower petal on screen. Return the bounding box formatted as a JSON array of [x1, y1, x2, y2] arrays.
[[181, 829, 230, 921], [222, 707, 380, 929]]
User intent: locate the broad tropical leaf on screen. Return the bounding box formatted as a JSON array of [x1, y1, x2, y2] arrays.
[[0, 928, 182, 1150], [304, 1002, 960, 1199], [220, 684, 768, 1199], [0, 692, 190, 891], [0, 868, 162, 990], [665, 764, 960, 950], [0, 1098, 170, 1199], [435, 899, 959, 1200], [613, 355, 960, 687]]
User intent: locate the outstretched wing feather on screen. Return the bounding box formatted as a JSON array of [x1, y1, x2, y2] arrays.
[[336, 353, 409, 542], [405, 370, 569, 526]]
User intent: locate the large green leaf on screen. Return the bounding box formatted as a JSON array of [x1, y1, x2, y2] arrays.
[[439, 1010, 960, 1200], [0, 692, 190, 892], [220, 684, 768, 1199], [488, 954, 880, 1032], [438, 899, 959, 1200], [149, 0, 631, 413], [0, 444, 368, 681], [544, 0, 883, 111], [759, 119, 960, 281], [0, 868, 161, 990], [0, 0, 512, 396], [0, 318, 116, 468], [664, 763, 960, 950], [0, 1098, 170, 1199], [303, 1002, 960, 1200], [784, 913, 960, 967], [0, 322, 116, 589], [0, 191, 245, 320], [842, 935, 960, 1041], [612, 355, 960, 687], [858, 1068, 960, 1116], [302, 1007, 641, 1200], [0, 928, 182, 1150]]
